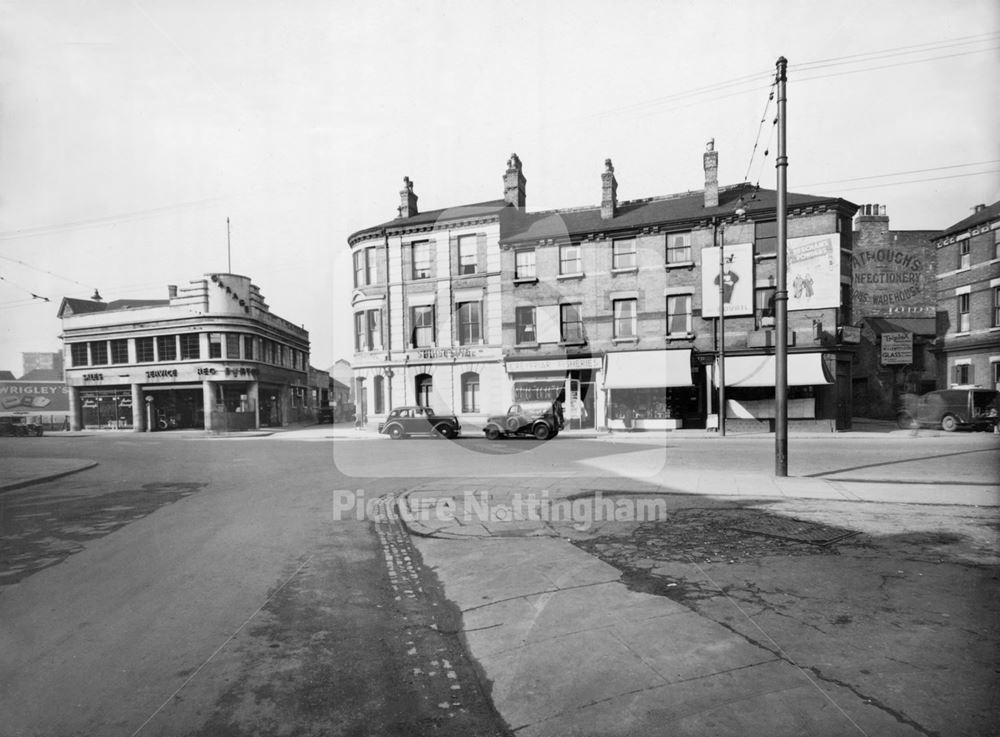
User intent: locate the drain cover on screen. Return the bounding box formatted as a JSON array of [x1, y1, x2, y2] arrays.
[[725, 515, 858, 546]]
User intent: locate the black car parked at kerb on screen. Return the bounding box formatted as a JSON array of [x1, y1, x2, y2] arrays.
[[378, 406, 461, 439], [0, 417, 44, 437], [483, 401, 564, 440]]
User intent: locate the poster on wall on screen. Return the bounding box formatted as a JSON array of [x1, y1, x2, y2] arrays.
[[787, 233, 840, 310], [881, 332, 913, 365], [701, 242, 753, 317]]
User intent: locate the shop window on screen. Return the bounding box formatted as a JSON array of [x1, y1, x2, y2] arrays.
[[415, 374, 432, 407], [560, 244, 581, 275], [516, 306, 536, 343], [666, 294, 692, 335], [755, 287, 776, 328], [110, 339, 128, 364], [243, 334, 255, 360], [954, 363, 972, 385], [666, 232, 692, 264], [560, 303, 585, 343], [411, 306, 435, 347], [180, 334, 200, 360], [208, 333, 223, 359], [456, 302, 481, 345], [366, 309, 382, 350], [90, 341, 108, 365], [135, 337, 154, 363], [959, 240, 970, 270], [461, 372, 480, 413], [515, 249, 536, 279], [411, 241, 432, 280], [613, 299, 637, 339], [70, 343, 89, 367], [612, 238, 636, 270], [157, 335, 177, 362], [226, 333, 241, 359], [958, 293, 970, 332], [458, 235, 478, 275]]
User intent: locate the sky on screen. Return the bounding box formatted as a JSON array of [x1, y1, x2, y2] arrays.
[[1, 0, 997, 375]]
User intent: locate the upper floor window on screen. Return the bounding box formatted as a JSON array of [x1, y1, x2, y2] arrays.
[[958, 292, 970, 332], [179, 334, 200, 360], [666, 232, 692, 264], [70, 343, 88, 367], [456, 302, 482, 345], [993, 285, 1000, 328], [560, 244, 581, 275], [90, 341, 108, 365], [353, 250, 365, 287], [136, 337, 154, 363], [755, 286, 776, 328], [560, 303, 584, 343], [613, 299, 637, 338], [226, 333, 241, 359], [755, 221, 777, 258], [458, 235, 478, 275], [515, 306, 536, 344], [666, 294, 692, 335], [612, 238, 636, 270], [353, 247, 381, 287], [994, 230, 1000, 261], [110, 339, 129, 364], [243, 335, 256, 361], [157, 335, 177, 362], [411, 305, 435, 347], [412, 241, 432, 280], [959, 240, 971, 270], [208, 333, 223, 359], [515, 249, 536, 279]]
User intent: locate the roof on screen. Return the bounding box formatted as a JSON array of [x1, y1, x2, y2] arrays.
[[0, 371, 15, 381], [860, 316, 937, 337], [935, 200, 1000, 240], [19, 369, 64, 381], [57, 297, 169, 319], [500, 185, 856, 244], [348, 199, 510, 243], [332, 378, 350, 391]]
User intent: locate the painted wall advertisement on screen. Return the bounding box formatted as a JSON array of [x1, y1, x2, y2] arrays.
[[0, 381, 70, 414], [787, 233, 840, 310], [881, 332, 913, 365], [701, 242, 753, 317], [851, 242, 935, 318]]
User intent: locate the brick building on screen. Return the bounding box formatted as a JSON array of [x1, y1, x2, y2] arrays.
[[849, 204, 941, 418], [931, 200, 1000, 390], [349, 148, 860, 432]]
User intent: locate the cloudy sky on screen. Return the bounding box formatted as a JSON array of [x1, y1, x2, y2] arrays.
[[1, 0, 997, 374]]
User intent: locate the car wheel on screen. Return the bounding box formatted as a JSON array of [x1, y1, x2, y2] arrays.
[[940, 414, 958, 432], [505, 416, 521, 432], [896, 412, 917, 430], [533, 423, 551, 440], [388, 425, 405, 440], [434, 423, 455, 439], [484, 426, 501, 441]]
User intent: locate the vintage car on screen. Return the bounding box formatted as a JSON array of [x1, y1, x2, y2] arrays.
[[483, 401, 564, 441], [0, 416, 44, 437], [378, 405, 461, 439], [897, 388, 999, 432]]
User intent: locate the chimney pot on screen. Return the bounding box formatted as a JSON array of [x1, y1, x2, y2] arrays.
[[703, 139, 719, 209], [397, 176, 418, 219], [503, 153, 526, 208], [168, 284, 178, 299], [601, 158, 618, 220], [974, 203, 986, 213]]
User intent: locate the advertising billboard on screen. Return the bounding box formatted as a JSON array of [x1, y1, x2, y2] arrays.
[[787, 233, 840, 310], [0, 381, 70, 414], [701, 242, 753, 317]]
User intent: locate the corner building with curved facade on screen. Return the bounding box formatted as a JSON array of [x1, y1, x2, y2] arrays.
[[58, 273, 311, 432]]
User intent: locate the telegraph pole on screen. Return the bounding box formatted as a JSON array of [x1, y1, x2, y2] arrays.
[[716, 219, 727, 437], [774, 56, 789, 477]]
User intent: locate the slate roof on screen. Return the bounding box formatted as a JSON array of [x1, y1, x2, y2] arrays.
[[57, 297, 169, 318], [0, 371, 16, 381], [348, 199, 510, 243], [19, 369, 64, 381], [934, 199, 1000, 240]]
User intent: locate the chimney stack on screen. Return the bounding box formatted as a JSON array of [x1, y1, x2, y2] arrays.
[[167, 284, 178, 299], [703, 139, 719, 208], [974, 203, 986, 213], [601, 159, 618, 220], [503, 153, 526, 208], [397, 176, 418, 219]]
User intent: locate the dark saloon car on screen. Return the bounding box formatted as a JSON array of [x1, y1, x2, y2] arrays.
[[897, 388, 999, 432], [0, 416, 44, 437], [378, 406, 461, 439], [483, 401, 564, 440]]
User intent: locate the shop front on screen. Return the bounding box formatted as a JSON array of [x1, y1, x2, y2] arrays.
[[603, 350, 701, 430], [79, 387, 136, 430], [505, 356, 602, 429], [715, 352, 835, 425]]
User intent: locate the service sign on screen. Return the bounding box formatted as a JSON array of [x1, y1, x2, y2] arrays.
[[881, 332, 913, 365], [701, 243, 753, 317]]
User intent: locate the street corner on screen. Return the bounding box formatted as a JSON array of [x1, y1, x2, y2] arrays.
[[0, 456, 98, 493]]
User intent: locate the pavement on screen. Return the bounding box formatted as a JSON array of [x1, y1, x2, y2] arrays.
[[4, 422, 998, 736]]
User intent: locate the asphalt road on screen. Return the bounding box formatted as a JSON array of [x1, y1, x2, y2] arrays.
[[0, 430, 996, 736]]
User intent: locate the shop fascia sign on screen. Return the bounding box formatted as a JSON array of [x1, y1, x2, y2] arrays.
[[70, 364, 262, 384], [403, 346, 499, 363], [507, 357, 603, 373]]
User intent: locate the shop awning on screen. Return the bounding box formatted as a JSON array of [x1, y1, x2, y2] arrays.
[[716, 353, 832, 387], [604, 350, 693, 389]]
